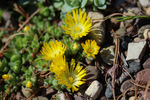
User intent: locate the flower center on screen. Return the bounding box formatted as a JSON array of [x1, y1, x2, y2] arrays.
[[54, 51, 61, 57], [73, 43, 78, 50], [68, 76, 74, 83], [74, 26, 81, 32], [88, 48, 94, 53]]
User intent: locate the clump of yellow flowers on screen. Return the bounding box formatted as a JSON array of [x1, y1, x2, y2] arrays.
[[41, 9, 101, 93], [41, 41, 86, 92], [62, 9, 92, 40]]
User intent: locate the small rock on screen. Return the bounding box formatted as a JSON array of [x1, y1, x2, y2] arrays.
[[140, 90, 150, 100], [138, 25, 150, 38], [100, 46, 115, 65], [119, 61, 141, 83], [126, 61, 141, 74], [120, 36, 132, 51], [126, 40, 147, 62], [105, 80, 121, 99], [139, 0, 150, 7], [85, 66, 100, 85], [32, 96, 48, 100], [58, 93, 65, 100], [121, 97, 126, 100], [115, 27, 127, 38], [120, 80, 134, 93], [133, 37, 143, 42], [143, 29, 150, 40], [118, 73, 129, 84], [75, 96, 85, 100], [46, 87, 56, 95], [126, 91, 135, 97], [85, 80, 103, 100], [135, 69, 150, 85], [2, 11, 11, 21], [21, 86, 32, 98], [129, 96, 136, 100], [100, 96, 107, 100], [146, 7, 150, 15], [143, 58, 150, 69], [107, 66, 121, 79], [87, 11, 105, 46], [58, 92, 72, 100]]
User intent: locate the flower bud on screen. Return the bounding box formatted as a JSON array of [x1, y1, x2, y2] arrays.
[[26, 81, 32, 88], [2, 74, 10, 80], [23, 26, 30, 32]]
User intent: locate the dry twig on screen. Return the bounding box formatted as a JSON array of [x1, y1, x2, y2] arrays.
[[112, 29, 120, 100], [0, 33, 27, 56], [0, 8, 40, 56], [144, 78, 150, 100]]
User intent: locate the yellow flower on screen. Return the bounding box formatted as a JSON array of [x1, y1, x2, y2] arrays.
[[55, 59, 86, 92], [50, 55, 68, 74], [26, 81, 32, 88], [41, 40, 66, 60], [81, 40, 100, 58], [2, 74, 10, 80], [62, 9, 92, 40], [23, 26, 30, 32]]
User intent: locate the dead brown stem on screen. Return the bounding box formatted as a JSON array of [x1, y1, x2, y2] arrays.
[[144, 78, 150, 100], [17, 8, 40, 32], [3, 86, 11, 100], [112, 29, 120, 100], [0, 33, 28, 56]]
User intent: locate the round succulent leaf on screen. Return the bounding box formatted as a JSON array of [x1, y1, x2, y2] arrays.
[[97, 4, 107, 9], [64, 0, 79, 7], [94, 0, 106, 7], [81, 0, 88, 8], [53, 1, 64, 10]]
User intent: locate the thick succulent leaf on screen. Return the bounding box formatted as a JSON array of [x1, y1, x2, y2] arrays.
[[64, 0, 79, 7], [97, 4, 107, 9], [94, 0, 106, 7], [61, 3, 79, 12], [81, 0, 88, 8]]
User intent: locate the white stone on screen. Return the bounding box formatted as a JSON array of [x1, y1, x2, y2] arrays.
[[58, 93, 65, 100], [126, 40, 147, 62], [85, 80, 103, 100], [139, 0, 150, 7]]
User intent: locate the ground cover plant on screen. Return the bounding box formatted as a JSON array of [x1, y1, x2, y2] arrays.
[[0, 0, 150, 100]]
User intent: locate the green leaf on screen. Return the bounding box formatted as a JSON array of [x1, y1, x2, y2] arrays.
[[52, 79, 58, 86], [65, 0, 79, 7], [81, 0, 87, 8], [11, 65, 21, 74], [97, 5, 106, 10], [61, 3, 79, 13], [10, 55, 21, 62], [53, 1, 64, 10]]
